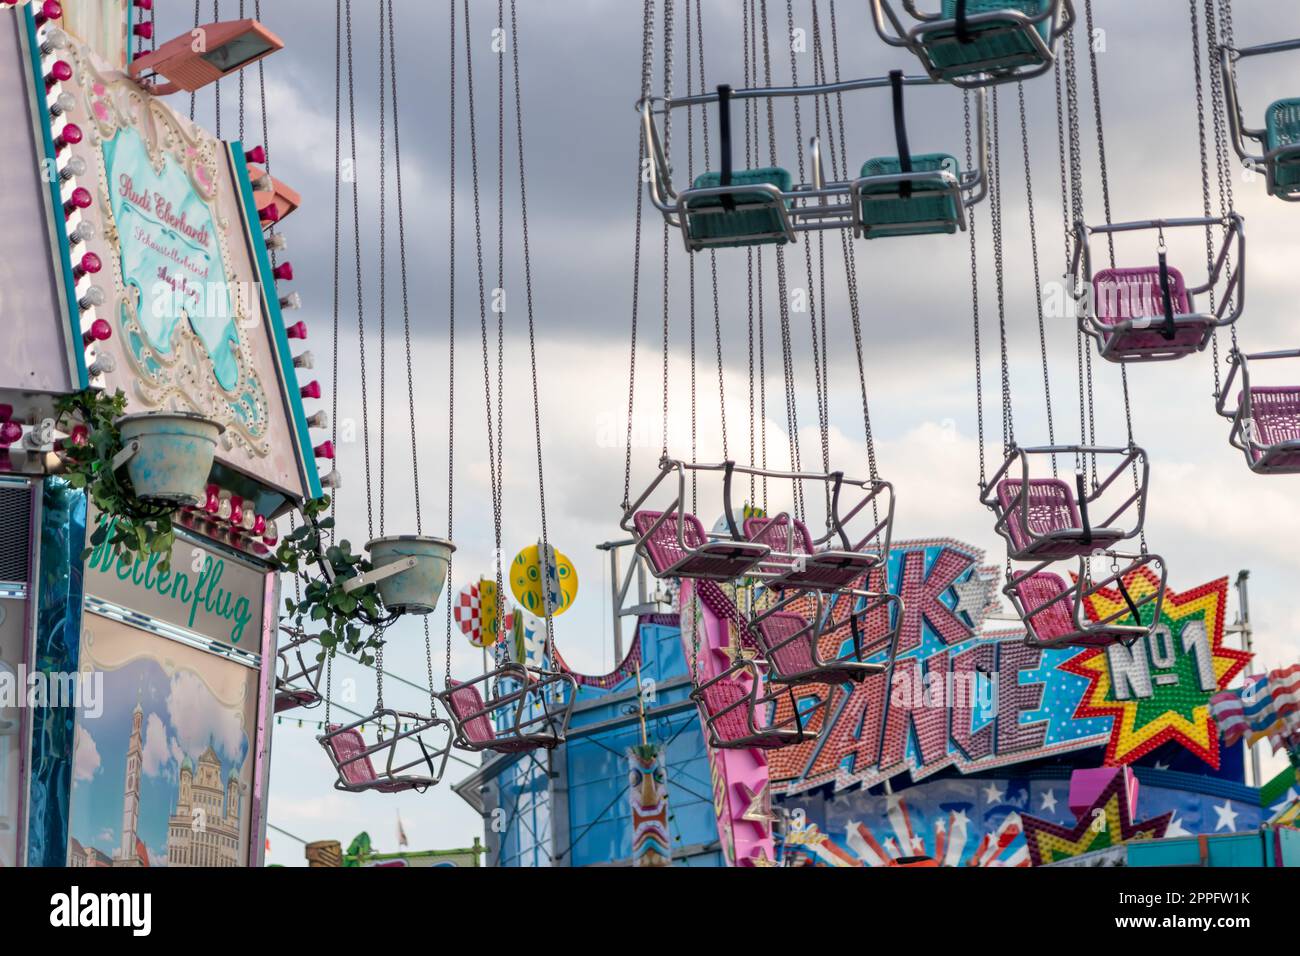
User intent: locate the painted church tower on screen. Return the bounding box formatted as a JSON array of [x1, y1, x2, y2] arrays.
[[117, 694, 144, 863]]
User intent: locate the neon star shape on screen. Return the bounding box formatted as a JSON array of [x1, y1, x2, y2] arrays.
[[1061, 571, 1250, 767], [1021, 771, 1172, 867]]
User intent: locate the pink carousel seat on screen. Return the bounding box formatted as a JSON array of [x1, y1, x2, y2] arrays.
[[995, 478, 1124, 560], [323, 725, 422, 793], [1092, 266, 1211, 360], [447, 681, 497, 746], [447, 677, 564, 754], [1242, 387, 1300, 473], [744, 514, 878, 592], [758, 611, 880, 685], [1015, 573, 1145, 650], [633, 510, 769, 580], [697, 678, 802, 750]]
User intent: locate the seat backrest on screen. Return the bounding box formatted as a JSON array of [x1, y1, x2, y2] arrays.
[[1267, 98, 1300, 148], [995, 478, 1082, 549], [447, 681, 497, 745], [758, 612, 817, 675], [743, 514, 813, 555], [1248, 387, 1300, 447], [940, 0, 1055, 37], [700, 680, 755, 744], [633, 510, 707, 573], [324, 725, 379, 787], [1092, 266, 1190, 325], [1013, 573, 1075, 642]]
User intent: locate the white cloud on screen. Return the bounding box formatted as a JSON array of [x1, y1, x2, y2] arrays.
[[140, 712, 173, 778], [73, 726, 101, 783], [166, 671, 246, 768]]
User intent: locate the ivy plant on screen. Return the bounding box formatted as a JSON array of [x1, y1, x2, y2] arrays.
[[55, 388, 179, 571], [275, 496, 392, 662]]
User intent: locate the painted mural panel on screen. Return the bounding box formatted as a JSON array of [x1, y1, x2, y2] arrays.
[[0, 597, 25, 867], [67, 615, 258, 867], [779, 775, 1263, 867], [51, 34, 312, 498]]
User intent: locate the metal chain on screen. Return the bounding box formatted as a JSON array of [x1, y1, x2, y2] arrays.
[[686, 1, 698, 511], [966, 92, 987, 488], [344, 0, 374, 540], [1020, 82, 1057, 476], [661, 0, 676, 462], [464, 0, 505, 658], [990, 88, 1014, 455], [376, 0, 387, 534], [444, 0, 458, 689], [622, 0, 657, 511], [509, 0, 559, 657], [330, 1, 342, 527]]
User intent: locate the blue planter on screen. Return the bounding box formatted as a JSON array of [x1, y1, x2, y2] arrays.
[[116, 412, 223, 506], [365, 535, 455, 614]]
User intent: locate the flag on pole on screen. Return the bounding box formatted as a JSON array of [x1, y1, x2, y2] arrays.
[[397, 812, 409, 848]]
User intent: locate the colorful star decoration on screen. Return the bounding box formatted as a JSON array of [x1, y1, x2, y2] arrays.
[[1021, 772, 1172, 867], [1062, 572, 1250, 768]]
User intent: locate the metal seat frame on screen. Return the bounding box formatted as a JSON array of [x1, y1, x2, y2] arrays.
[[1070, 215, 1245, 363], [690, 657, 828, 751], [981, 444, 1150, 562], [1003, 551, 1167, 650], [749, 589, 903, 686], [438, 663, 578, 754], [869, 0, 1075, 89], [1221, 38, 1300, 201], [639, 73, 986, 252], [318, 708, 452, 794], [1216, 348, 1300, 474], [274, 628, 323, 713], [623, 457, 894, 588]]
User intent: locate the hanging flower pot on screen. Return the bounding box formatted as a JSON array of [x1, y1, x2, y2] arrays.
[[115, 411, 223, 506], [364, 535, 455, 614]]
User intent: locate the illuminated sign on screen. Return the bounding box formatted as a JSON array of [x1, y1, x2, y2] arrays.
[[770, 541, 1249, 796]]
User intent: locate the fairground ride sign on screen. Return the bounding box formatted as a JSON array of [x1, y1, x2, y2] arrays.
[[769, 540, 1250, 796]]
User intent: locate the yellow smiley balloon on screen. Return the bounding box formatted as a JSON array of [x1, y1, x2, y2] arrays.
[[510, 544, 578, 617]]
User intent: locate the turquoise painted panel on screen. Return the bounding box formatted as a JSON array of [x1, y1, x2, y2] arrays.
[[103, 125, 239, 390], [25, 479, 87, 867]]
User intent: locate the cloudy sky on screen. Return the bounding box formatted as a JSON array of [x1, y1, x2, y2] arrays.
[[155, 1, 1300, 864]]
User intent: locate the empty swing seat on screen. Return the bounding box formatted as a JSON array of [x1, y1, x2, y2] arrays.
[[694, 669, 808, 751], [683, 167, 794, 248], [759, 611, 882, 685], [856, 154, 962, 238], [995, 478, 1124, 560], [1013, 572, 1146, 649], [919, 1, 1056, 81], [744, 514, 878, 591], [322, 725, 431, 794], [1241, 387, 1300, 473], [1265, 98, 1300, 195], [446, 679, 560, 754], [634, 510, 770, 581], [1091, 265, 1213, 360]]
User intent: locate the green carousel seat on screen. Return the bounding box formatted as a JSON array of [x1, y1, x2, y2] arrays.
[[923, 0, 1055, 80], [857, 153, 962, 238], [1265, 97, 1300, 195], [684, 167, 794, 249]]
